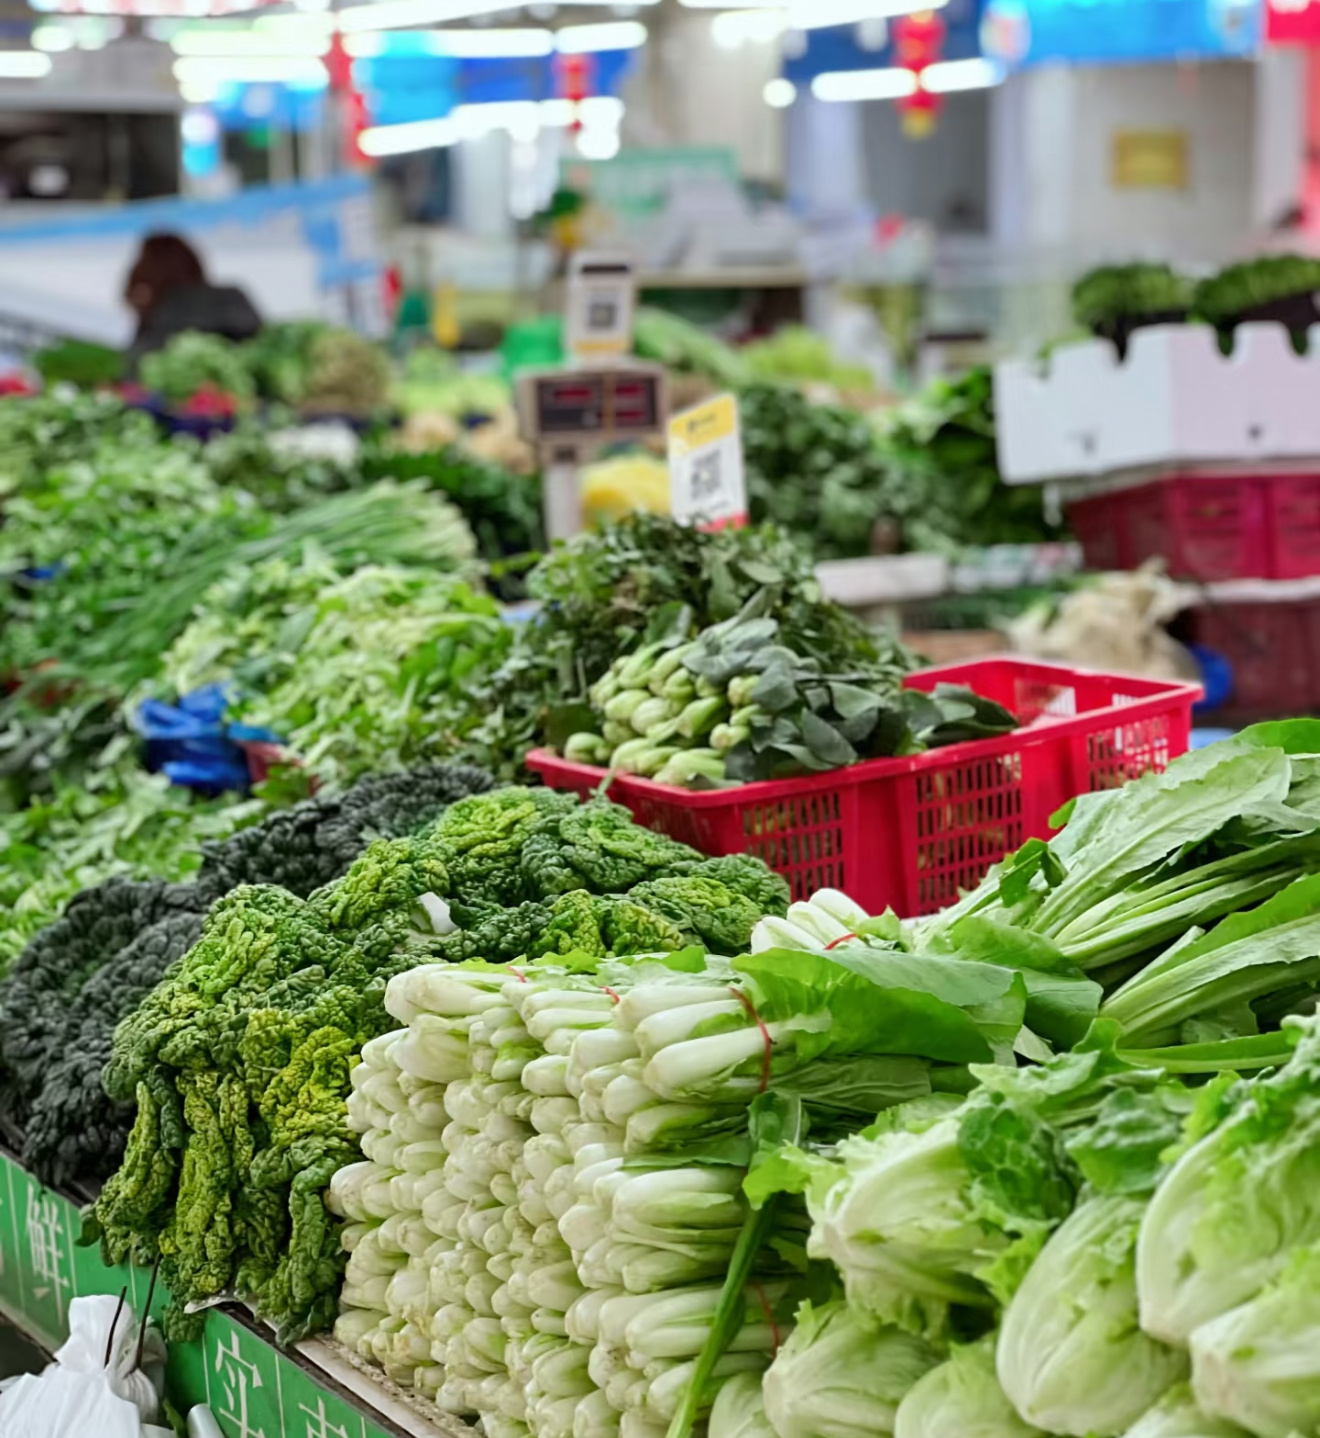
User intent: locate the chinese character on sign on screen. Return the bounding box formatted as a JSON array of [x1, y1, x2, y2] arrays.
[[24, 1190, 69, 1326], [213, 1330, 268, 1438], [300, 1395, 353, 1438]]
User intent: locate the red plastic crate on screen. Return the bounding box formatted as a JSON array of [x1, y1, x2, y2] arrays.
[[527, 657, 1199, 918], [1190, 599, 1320, 717], [1267, 475, 1320, 579], [1068, 474, 1271, 581]]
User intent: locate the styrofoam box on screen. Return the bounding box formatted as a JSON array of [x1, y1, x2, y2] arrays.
[[995, 322, 1320, 485]]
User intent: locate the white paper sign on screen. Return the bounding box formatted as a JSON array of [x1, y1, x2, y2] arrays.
[[668, 393, 748, 529]]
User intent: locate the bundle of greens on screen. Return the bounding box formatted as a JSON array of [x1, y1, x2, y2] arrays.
[[0, 763, 493, 1186], [632, 308, 752, 391], [0, 391, 156, 499], [139, 330, 256, 406], [463, 514, 908, 779], [32, 339, 125, 391], [93, 787, 788, 1340], [742, 327, 875, 392], [156, 561, 507, 791], [567, 595, 1013, 786], [924, 720, 1320, 1049], [741, 384, 899, 561], [1193, 254, 1320, 333], [873, 368, 1062, 552], [1071, 263, 1194, 340], [300, 328, 393, 419], [240, 320, 331, 406]]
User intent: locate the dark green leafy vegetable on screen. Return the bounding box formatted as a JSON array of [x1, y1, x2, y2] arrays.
[[1071, 263, 1193, 336]]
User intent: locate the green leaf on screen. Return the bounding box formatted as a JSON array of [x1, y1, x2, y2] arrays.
[[800, 711, 858, 768], [1101, 871, 1320, 1041], [1117, 1029, 1302, 1074]]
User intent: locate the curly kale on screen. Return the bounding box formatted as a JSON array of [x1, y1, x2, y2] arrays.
[[0, 877, 205, 1112], [22, 906, 205, 1186], [94, 783, 789, 1342], [197, 761, 494, 901]]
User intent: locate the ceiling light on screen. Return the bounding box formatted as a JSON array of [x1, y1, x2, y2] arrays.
[[171, 27, 331, 55], [539, 97, 577, 125], [576, 127, 620, 159], [555, 19, 646, 50], [920, 55, 1004, 91], [359, 115, 460, 155], [339, 0, 657, 34], [812, 65, 916, 100], [0, 51, 53, 78], [31, 25, 74, 51], [172, 55, 329, 84], [577, 94, 624, 127], [711, 9, 785, 47], [763, 77, 796, 107]]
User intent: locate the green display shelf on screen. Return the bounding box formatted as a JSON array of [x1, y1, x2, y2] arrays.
[[0, 1145, 454, 1438]]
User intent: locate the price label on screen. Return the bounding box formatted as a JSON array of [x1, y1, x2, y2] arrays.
[[565, 252, 635, 364], [668, 393, 747, 530]]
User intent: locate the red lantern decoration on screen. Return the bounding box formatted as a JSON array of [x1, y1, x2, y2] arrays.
[[892, 10, 946, 138], [554, 51, 596, 130]]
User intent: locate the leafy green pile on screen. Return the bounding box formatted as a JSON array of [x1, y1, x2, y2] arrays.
[[140, 330, 256, 406], [462, 514, 910, 778], [742, 384, 900, 561], [0, 390, 155, 498], [742, 326, 874, 392], [32, 339, 124, 391], [240, 320, 330, 406], [873, 368, 1062, 552], [632, 307, 752, 391], [0, 762, 492, 1186], [569, 594, 1008, 786], [92, 787, 788, 1340], [1071, 263, 1194, 337], [300, 328, 393, 419], [1193, 254, 1320, 329]]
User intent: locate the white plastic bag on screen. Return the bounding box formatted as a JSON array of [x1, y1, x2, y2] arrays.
[[0, 1293, 168, 1437]]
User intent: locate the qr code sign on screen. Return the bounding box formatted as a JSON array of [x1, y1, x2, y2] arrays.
[[692, 449, 724, 506], [668, 394, 747, 529]]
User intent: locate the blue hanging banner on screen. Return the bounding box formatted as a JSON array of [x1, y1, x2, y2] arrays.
[[979, 0, 1260, 66], [782, 0, 985, 82]]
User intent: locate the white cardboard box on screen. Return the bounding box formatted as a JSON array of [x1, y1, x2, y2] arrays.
[[995, 322, 1320, 485]]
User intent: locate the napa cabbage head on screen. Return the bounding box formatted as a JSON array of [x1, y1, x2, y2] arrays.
[[761, 1300, 939, 1438], [894, 1336, 1046, 1438], [1188, 1243, 1320, 1438], [1121, 1385, 1250, 1438], [709, 1371, 779, 1438], [1136, 1020, 1320, 1345], [997, 1195, 1188, 1438]]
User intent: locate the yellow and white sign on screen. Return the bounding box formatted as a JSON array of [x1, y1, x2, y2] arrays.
[[668, 393, 747, 530], [565, 251, 636, 364]]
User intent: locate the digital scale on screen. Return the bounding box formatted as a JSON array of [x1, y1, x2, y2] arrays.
[[516, 363, 670, 541]]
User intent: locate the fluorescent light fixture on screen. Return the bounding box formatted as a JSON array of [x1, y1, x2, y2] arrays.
[[763, 77, 796, 107], [0, 51, 53, 77], [555, 19, 646, 51], [360, 115, 460, 155], [577, 94, 624, 127], [790, 0, 927, 22], [681, 0, 769, 8], [31, 25, 74, 51], [340, 0, 657, 34], [539, 97, 577, 126], [711, 9, 785, 46], [920, 55, 1004, 90], [171, 27, 331, 55], [812, 65, 916, 100], [173, 54, 328, 84], [576, 127, 620, 159]]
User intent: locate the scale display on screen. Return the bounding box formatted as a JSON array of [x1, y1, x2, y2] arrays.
[[527, 370, 662, 441]]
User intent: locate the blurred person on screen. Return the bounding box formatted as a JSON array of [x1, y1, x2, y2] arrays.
[[124, 232, 262, 367]]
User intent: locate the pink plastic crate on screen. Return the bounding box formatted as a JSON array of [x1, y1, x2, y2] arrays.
[[527, 657, 1199, 917]]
